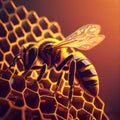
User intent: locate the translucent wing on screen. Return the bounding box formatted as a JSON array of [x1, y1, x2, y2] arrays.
[[54, 24, 105, 50]]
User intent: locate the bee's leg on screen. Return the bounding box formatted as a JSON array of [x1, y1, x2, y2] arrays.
[[68, 60, 76, 108], [37, 64, 47, 81], [56, 54, 73, 71], [6, 54, 22, 72], [54, 54, 73, 94], [53, 72, 63, 96], [31, 66, 42, 69], [24, 65, 46, 81]]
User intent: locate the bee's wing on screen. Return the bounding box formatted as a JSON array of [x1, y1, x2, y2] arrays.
[[73, 34, 105, 50], [66, 24, 101, 40], [55, 24, 105, 50]]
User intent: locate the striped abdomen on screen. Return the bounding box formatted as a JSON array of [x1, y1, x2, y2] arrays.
[[76, 58, 99, 96]]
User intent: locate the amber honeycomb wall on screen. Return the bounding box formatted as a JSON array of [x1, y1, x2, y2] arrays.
[[0, 0, 109, 120]]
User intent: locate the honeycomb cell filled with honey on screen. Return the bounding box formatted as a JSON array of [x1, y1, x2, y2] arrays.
[[0, 0, 109, 120]]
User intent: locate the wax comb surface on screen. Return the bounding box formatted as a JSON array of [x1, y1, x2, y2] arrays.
[[0, 0, 109, 120]]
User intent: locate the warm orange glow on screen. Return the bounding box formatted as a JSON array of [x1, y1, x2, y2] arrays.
[[0, 1, 110, 120]]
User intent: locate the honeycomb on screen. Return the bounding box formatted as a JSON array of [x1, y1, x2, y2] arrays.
[[0, 0, 109, 120]]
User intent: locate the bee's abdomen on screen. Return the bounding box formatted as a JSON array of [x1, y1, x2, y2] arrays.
[[76, 59, 99, 96]]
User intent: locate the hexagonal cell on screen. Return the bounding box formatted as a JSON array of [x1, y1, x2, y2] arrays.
[[50, 23, 59, 33], [10, 75, 25, 92], [84, 102, 94, 114], [0, 21, 7, 37], [10, 14, 19, 25], [39, 87, 53, 96], [55, 35, 63, 40], [69, 106, 77, 119], [12, 44, 20, 56], [5, 53, 14, 65], [4, 1, 15, 14], [56, 92, 68, 107], [33, 26, 42, 37], [26, 34, 36, 42], [24, 89, 39, 108], [56, 79, 65, 92], [15, 27, 24, 37], [0, 10, 8, 23], [0, 98, 10, 118], [25, 108, 43, 120], [27, 80, 38, 92], [94, 97, 104, 110], [93, 108, 102, 120], [22, 20, 31, 32], [83, 93, 94, 102], [49, 68, 62, 83], [6, 22, 13, 31], [40, 96, 57, 114], [18, 39, 26, 46], [8, 90, 24, 107], [56, 104, 68, 119], [4, 107, 22, 120], [8, 32, 17, 43], [72, 96, 84, 109], [28, 12, 37, 24], [44, 31, 53, 38], [39, 79, 51, 90], [1, 69, 12, 80], [0, 78, 10, 97], [0, 38, 10, 53], [17, 6, 27, 20], [77, 109, 91, 120], [39, 18, 49, 30], [73, 86, 83, 96]]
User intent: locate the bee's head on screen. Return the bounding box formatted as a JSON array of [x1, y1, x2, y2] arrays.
[[38, 39, 61, 67]]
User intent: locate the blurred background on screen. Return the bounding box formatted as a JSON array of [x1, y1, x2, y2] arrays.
[[13, 0, 120, 119]]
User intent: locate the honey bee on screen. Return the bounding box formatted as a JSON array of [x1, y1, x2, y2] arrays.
[[7, 24, 105, 107]]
